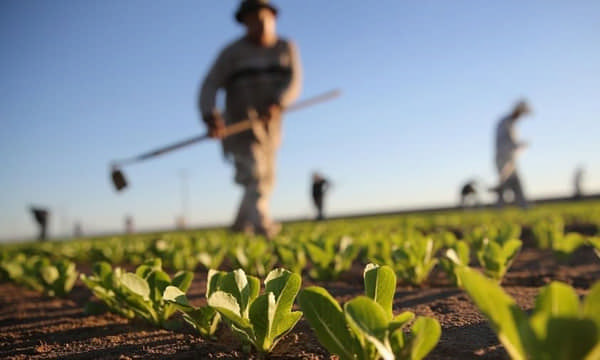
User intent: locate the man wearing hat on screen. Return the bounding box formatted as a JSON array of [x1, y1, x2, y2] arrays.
[[29, 206, 50, 241], [311, 172, 330, 221], [199, 0, 302, 238], [492, 100, 531, 208]]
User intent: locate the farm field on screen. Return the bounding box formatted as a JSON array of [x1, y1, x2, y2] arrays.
[[1, 201, 599, 360]]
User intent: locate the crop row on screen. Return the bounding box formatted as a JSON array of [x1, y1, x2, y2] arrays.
[[43, 258, 600, 359], [1, 212, 600, 296], [1, 202, 599, 359]]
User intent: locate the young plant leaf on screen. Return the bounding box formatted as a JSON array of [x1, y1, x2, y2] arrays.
[[405, 317, 442, 360], [456, 266, 533, 360], [364, 263, 396, 320], [121, 273, 151, 301], [208, 268, 302, 354], [249, 292, 277, 351], [583, 282, 600, 327], [163, 285, 192, 310], [389, 311, 415, 333], [172, 271, 193, 293], [264, 269, 303, 341], [344, 296, 394, 360], [298, 287, 356, 360]]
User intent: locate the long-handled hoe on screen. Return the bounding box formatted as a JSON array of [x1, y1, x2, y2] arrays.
[[110, 89, 341, 192]]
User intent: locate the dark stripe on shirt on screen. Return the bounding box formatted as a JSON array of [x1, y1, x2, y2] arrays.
[[227, 65, 291, 87]]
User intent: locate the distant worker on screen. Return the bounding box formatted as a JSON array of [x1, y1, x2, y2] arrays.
[[312, 173, 330, 220], [176, 216, 186, 230], [574, 166, 585, 199], [29, 206, 49, 241], [460, 180, 480, 208], [73, 221, 83, 237], [125, 215, 134, 234], [199, 0, 302, 238], [492, 100, 531, 208]]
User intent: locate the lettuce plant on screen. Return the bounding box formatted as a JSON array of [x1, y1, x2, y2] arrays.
[[0, 254, 33, 287], [206, 268, 302, 354], [470, 223, 522, 282], [466, 223, 521, 249], [391, 237, 438, 285], [475, 237, 521, 282], [148, 234, 227, 272], [81, 262, 135, 319], [0, 252, 13, 282], [37, 257, 78, 297], [195, 235, 227, 270], [1, 255, 78, 297], [231, 238, 277, 277], [533, 218, 586, 260], [433, 230, 458, 249], [495, 223, 522, 245], [163, 269, 224, 339], [440, 240, 470, 286], [457, 266, 600, 360], [305, 236, 360, 280], [532, 217, 564, 249], [89, 240, 126, 264], [81, 259, 193, 328], [365, 233, 394, 266], [275, 242, 307, 274], [152, 238, 199, 271], [551, 233, 586, 262], [299, 264, 441, 360], [589, 236, 600, 259]]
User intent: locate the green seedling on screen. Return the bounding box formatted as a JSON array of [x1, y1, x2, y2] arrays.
[[163, 269, 225, 339], [440, 240, 470, 286], [275, 242, 307, 274], [299, 264, 441, 360], [533, 218, 586, 261], [305, 235, 360, 280], [207, 268, 302, 354], [231, 238, 278, 278], [476, 237, 522, 282], [1, 255, 77, 297], [532, 217, 564, 250], [457, 266, 600, 360], [81, 259, 193, 328], [391, 237, 438, 285], [589, 236, 600, 259]]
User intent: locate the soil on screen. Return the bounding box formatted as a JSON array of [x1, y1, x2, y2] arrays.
[[1, 245, 598, 360]]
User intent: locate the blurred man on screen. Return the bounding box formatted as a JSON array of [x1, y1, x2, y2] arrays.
[[199, 0, 302, 238], [29, 206, 49, 241], [574, 166, 585, 199], [312, 173, 330, 220], [460, 180, 479, 208], [73, 222, 83, 237], [492, 100, 531, 208], [125, 215, 134, 234]]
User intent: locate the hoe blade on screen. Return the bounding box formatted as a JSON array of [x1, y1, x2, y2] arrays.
[[111, 167, 128, 191]]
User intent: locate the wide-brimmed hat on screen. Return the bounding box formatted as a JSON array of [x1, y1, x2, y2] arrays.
[[514, 100, 532, 115], [235, 0, 278, 23]]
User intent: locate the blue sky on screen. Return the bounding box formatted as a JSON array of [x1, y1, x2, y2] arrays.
[[1, 0, 599, 240]]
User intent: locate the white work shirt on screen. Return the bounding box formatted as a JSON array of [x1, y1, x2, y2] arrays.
[[495, 115, 520, 180]]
